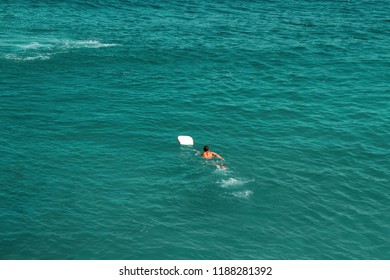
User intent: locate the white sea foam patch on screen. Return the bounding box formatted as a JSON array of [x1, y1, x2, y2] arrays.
[[218, 177, 254, 188], [4, 53, 50, 61], [62, 40, 119, 49], [15, 39, 118, 50], [2, 38, 119, 61], [18, 42, 48, 50], [232, 190, 254, 199]]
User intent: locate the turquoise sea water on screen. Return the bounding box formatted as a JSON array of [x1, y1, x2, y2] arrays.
[[1, 0, 389, 259]]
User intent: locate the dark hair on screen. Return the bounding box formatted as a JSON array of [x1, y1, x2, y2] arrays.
[[203, 145, 209, 151]]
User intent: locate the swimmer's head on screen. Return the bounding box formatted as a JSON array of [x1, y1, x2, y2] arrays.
[[203, 145, 209, 151]]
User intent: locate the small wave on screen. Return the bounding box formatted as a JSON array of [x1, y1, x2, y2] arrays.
[[19, 42, 53, 50], [24, 55, 51, 61], [63, 40, 119, 49], [4, 53, 50, 61], [2, 38, 119, 62], [14, 39, 118, 50]]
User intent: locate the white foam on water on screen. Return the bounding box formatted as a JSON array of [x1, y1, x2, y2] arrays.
[[63, 40, 119, 49], [24, 54, 51, 61], [220, 177, 242, 187], [4, 53, 50, 61], [217, 177, 255, 199], [19, 42, 53, 50], [2, 37, 119, 61], [219, 177, 253, 188], [232, 190, 254, 199]]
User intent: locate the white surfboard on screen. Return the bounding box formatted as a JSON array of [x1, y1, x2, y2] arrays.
[[178, 135, 194, 146]]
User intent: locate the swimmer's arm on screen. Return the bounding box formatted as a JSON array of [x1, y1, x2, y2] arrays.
[[213, 152, 224, 160]]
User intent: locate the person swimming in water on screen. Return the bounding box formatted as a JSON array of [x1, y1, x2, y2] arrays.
[[201, 145, 224, 160]]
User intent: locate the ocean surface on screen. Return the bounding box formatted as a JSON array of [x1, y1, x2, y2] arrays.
[[1, 0, 389, 260]]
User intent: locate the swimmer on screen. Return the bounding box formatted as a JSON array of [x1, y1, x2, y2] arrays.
[[201, 145, 224, 160]]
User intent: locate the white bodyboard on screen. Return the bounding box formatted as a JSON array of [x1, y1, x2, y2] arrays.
[[178, 135, 194, 146]]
